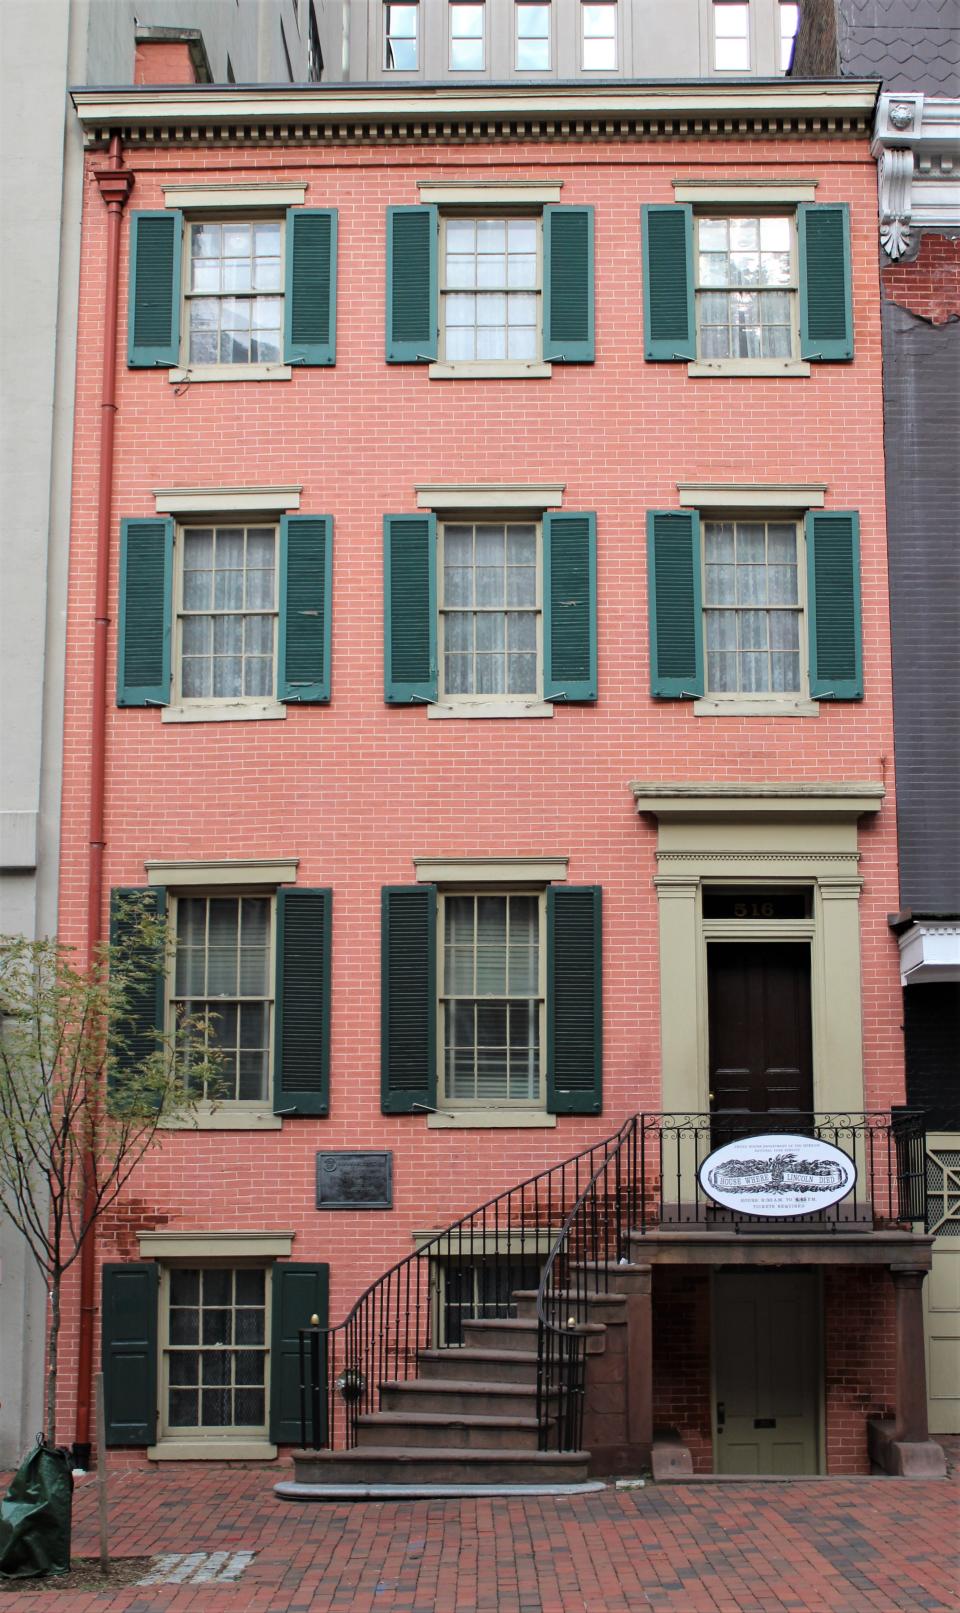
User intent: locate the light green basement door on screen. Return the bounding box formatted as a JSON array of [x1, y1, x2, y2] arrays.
[[714, 1270, 820, 1475]]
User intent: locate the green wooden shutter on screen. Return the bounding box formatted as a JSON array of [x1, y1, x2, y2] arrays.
[[108, 887, 166, 1105], [384, 514, 437, 703], [798, 203, 853, 361], [806, 511, 863, 699], [102, 1263, 158, 1445], [646, 510, 703, 699], [386, 205, 438, 362], [543, 512, 597, 702], [274, 889, 332, 1116], [270, 1263, 329, 1445], [543, 205, 595, 363], [641, 204, 695, 362], [128, 211, 182, 367], [284, 208, 337, 366], [117, 518, 173, 706], [381, 885, 436, 1114], [547, 886, 602, 1116], [278, 515, 332, 703]]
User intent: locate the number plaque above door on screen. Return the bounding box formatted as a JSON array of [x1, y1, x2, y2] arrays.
[[702, 886, 813, 920]]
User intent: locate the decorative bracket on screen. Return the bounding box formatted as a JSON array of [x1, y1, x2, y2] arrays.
[[878, 146, 914, 260]]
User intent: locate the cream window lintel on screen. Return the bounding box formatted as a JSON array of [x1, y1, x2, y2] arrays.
[[154, 486, 301, 515], [414, 856, 568, 883], [167, 364, 293, 384], [673, 180, 818, 203], [145, 858, 298, 887], [428, 361, 553, 380], [427, 1108, 558, 1129], [417, 483, 563, 511], [677, 483, 826, 510], [687, 359, 812, 378], [417, 181, 563, 205], [163, 184, 307, 209], [631, 782, 884, 820], [413, 1228, 560, 1254], [138, 1230, 294, 1259]]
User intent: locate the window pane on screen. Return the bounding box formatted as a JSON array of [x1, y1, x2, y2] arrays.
[[704, 519, 804, 697]]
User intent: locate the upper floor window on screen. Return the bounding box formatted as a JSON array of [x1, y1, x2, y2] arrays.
[[173, 894, 273, 1104], [703, 518, 803, 696], [442, 892, 544, 1107], [441, 217, 540, 364], [713, 1, 750, 69], [187, 221, 283, 367], [177, 524, 278, 702], [516, 2, 550, 70], [696, 214, 796, 361], [581, 2, 616, 70], [385, 2, 418, 69], [450, 2, 485, 69], [779, 2, 798, 71], [440, 519, 540, 701]]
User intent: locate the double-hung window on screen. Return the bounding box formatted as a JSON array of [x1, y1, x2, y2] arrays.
[[162, 1265, 269, 1440], [177, 524, 278, 703], [703, 518, 803, 696], [581, 2, 616, 69], [441, 218, 540, 364], [450, 2, 484, 69], [516, 3, 550, 69], [441, 892, 544, 1107], [185, 220, 283, 367], [712, 1, 750, 70], [385, 1, 418, 68], [172, 894, 273, 1104], [779, 2, 799, 71], [440, 519, 540, 701], [696, 214, 796, 362]]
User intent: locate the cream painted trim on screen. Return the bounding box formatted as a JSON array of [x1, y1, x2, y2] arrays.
[[148, 1440, 277, 1461], [428, 361, 552, 380], [678, 483, 826, 510], [145, 858, 298, 886], [687, 360, 812, 378], [427, 700, 554, 719], [674, 181, 819, 202], [168, 364, 292, 384], [139, 1230, 294, 1258], [163, 184, 307, 208], [154, 486, 301, 514], [417, 483, 564, 510], [631, 783, 884, 818], [414, 856, 568, 883], [161, 1103, 283, 1132], [694, 698, 820, 718], [413, 1228, 560, 1253], [418, 181, 563, 204], [427, 1109, 558, 1129], [161, 701, 287, 724]]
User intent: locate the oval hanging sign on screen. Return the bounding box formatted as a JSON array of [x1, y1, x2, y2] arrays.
[[698, 1133, 857, 1218]]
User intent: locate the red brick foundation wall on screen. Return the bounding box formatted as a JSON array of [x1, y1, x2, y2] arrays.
[[652, 1269, 713, 1473], [882, 234, 960, 326], [824, 1267, 896, 1475]]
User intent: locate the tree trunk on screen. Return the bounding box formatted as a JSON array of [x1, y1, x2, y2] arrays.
[[46, 1277, 60, 1447]]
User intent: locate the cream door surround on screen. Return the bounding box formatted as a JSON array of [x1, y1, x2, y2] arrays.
[[631, 782, 885, 1117]]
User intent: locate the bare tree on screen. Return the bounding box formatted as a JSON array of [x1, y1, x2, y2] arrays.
[[0, 897, 216, 1445]]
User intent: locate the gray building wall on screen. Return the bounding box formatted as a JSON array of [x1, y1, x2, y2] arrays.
[[794, 0, 960, 94], [0, 0, 312, 1471]]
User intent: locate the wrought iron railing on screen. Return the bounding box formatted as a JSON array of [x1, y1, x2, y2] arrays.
[[298, 1108, 928, 1453]]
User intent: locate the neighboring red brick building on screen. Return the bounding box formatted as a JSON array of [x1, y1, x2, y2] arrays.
[[61, 76, 941, 1482]]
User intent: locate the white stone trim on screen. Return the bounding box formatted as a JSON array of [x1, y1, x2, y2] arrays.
[[673, 181, 818, 203], [418, 181, 562, 204], [154, 486, 301, 514], [163, 184, 306, 209], [687, 360, 811, 378], [873, 93, 960, 257], [145, 858, 298, 886], [414, 856, 568, 883], [426, 1109, 557, 1129], [631, 782, 884, 818], [138, 1230, 294, 1258], [897, 921, 960, 985], [427, 361, 552, 380], [427, 700, 554, 719], [167, 364, 292, 384], [161, 1103, 284, 1132], [677, 482, 826, 510], [148, 1440, 277, 1461], [694, 699, 820, 718], [416, 483, 563, 510], [161, 701, 287, 725]]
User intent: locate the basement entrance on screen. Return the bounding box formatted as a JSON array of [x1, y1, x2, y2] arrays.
[[714, 1270, 821, 1474]]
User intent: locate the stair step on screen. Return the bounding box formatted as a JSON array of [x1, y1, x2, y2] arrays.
[[355, 1411, 540, 1450], [462, 1317, 606, 1355], [292, 1446, 590, 1487], [512, 1289, 629, 1322], [380, 1378, 553, 1420], [417, 1347, 539, 1385]]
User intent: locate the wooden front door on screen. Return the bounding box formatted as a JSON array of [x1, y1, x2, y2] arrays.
[[708, 942, 813, 1127], [714, 1270, 821, 1474]]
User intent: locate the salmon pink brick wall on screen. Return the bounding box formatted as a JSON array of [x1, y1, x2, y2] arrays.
[[57, 130, 902, 1449]]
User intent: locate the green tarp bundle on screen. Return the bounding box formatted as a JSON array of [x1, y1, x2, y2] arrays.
[[0, 1441, 73, 1579]]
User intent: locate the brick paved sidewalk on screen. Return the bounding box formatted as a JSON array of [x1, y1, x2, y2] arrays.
[[3, 1447, 958, 1613]]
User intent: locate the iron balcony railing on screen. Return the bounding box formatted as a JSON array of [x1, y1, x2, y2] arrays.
[[298, 1107, 928, 1453]]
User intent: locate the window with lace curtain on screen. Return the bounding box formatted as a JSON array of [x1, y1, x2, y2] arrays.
[[703, 518, 805, 696]]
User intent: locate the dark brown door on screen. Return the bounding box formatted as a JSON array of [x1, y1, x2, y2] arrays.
[[707, 942, 813, 1129]]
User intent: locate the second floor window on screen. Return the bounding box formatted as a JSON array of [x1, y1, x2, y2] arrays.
[[177, 524, 278, 701], [441, 216, 540, 362], [173, 894, 273, 1103], [696, 214, 796, 360], [450, 2, 484, 68], [385, 2, 418, 68], [440, 519, 540, 699], [704, 519, 803, 695], [516, 2, 550, 69], [442, 892, 544, 1106], [187, 221, 283, 366]]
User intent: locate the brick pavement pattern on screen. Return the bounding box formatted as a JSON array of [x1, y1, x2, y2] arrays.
[[5, 1452, 959, 1613]]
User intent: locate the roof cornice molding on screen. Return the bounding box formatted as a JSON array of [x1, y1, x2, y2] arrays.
[[872, 93, 960, 259], [71, 80, 879, 148]]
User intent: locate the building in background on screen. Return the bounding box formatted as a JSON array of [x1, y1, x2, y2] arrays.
[[794, 0, 960, 1438], [0, 0, 317, 1471]]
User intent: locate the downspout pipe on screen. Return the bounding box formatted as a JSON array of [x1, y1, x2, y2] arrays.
[[73, 135, 133, 1464]]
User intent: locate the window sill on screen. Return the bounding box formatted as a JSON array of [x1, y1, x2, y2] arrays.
[[161, 701, 287, 724], [428, 362, 552, 380], [687, 360, 811, 379], [168, 364, 292, 384], [427, 1109, 557, 1130], [693, 698, 821, 718], [427, 701, 554, 720], [161, 1104, 283, 1131], [148, 1440, 277, 1462]]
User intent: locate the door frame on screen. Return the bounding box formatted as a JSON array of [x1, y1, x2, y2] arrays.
[[710, 1266, 826, 1475], [704, 923, 816, 1122]]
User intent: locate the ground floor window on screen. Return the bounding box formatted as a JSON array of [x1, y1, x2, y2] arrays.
[[161, 1265, 269, 1438]]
